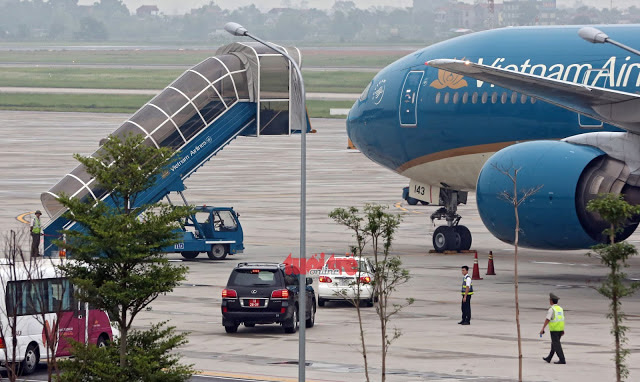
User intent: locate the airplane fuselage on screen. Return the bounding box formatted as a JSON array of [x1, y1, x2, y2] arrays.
[[347, 25, 639, 191]]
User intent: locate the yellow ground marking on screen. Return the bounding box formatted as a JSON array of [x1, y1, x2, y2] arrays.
[[394, 202, 425, 214], [195, 370, 333, 382], [16, 211, 33, 224]]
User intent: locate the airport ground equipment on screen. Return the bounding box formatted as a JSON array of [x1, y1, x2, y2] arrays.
[[165, 198, 243, 260], [40, 42, 310, 258]]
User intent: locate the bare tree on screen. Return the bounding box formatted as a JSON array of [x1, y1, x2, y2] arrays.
[[0, 228, 69, 381], [0, 228, 29, 381], [26, 257, 67, 382], [494, 164, 542, 382]]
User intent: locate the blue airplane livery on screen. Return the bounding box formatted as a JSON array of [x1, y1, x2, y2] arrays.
[[346, 25, 640, 252]]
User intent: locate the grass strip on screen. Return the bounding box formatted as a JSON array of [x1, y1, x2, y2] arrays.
[[0, 93, 352, 118], [0, 93, 151, 113], [0, 68, 371, 93], [0, 49, 405, 68]]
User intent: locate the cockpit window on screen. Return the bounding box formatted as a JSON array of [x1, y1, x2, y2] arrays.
[[359, 82, 372, 102]]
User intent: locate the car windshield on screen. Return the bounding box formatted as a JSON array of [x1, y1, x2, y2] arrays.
[[324, 258, 369, 274], [228, 269, 278, 286]]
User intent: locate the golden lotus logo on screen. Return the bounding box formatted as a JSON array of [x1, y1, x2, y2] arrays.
[[430, 69, 468, 89]]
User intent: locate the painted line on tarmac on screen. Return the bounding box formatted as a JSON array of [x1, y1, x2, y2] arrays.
[[16, 211, 33, 224], [195, 371, 331, 382], [532, 261, 594, 267]]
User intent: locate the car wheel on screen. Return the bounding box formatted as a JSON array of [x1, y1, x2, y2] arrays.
[[284, 308, 298, 334], [244, 323, 255, 328], [306, 303, 316, 328], [181, 251, 199, 259], [207, 244, 227, 260], [366, 298, 374, 307], [318, 298, 325, 307], [224, 324, 239, 333], [20, 343, 39, 375]]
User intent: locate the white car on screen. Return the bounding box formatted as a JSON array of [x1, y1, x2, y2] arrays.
[[317, 255, 375, 307]]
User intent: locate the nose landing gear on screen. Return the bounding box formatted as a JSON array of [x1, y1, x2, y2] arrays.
[[430, 189, 472, 252]]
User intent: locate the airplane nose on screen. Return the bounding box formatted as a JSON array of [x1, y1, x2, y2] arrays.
[[346, 99, 363, 147]]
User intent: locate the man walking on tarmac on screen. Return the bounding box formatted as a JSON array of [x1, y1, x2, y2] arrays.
[[30, 210, 43, 257], [459, 265, 473, 325], [540, 293, 566, 364]]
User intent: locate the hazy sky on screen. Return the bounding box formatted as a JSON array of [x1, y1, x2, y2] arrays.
[[77, 0, 637, 16]]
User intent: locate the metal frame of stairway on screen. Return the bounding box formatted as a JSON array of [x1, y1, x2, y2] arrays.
[[41, 42, 308, 257]]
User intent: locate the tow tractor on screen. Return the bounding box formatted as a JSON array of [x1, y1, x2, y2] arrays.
[[165, 193, 243, 260]]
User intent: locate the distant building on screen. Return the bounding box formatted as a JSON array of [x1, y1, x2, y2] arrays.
[[136, 5, 159, 17], [502, 0, 556, 26]]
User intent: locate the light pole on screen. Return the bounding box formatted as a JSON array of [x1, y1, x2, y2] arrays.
[[224, 22, 308, 382], [578, 26, 640, 57]]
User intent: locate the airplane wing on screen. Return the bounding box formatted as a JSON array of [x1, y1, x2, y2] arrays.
[[427, 59, 640, 134]]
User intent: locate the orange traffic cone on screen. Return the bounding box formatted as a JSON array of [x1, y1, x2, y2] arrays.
[[472, 251, 483, 280], [486, 251, 496, 275]]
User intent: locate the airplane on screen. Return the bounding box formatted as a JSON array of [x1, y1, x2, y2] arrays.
[[346, 24, 640, 252]]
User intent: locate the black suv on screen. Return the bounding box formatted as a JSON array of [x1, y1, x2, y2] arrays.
[[221, 262, 316, 333]]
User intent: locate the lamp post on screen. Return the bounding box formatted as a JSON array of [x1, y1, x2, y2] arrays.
[[224, 22, 308, 382], [578, 26, 640, 57]]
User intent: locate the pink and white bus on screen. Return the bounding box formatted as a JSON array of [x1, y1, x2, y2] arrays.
[[0, 260, 117, 375]]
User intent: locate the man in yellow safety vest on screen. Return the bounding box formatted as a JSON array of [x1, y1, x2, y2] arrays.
[[459, 265, 473, 325], [30, 210, 43, 257], [540, 292, 566, 364]]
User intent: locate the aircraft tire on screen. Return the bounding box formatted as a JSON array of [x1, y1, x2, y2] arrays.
[[433, 226, 456, 252], [455, 226, 472, 251]]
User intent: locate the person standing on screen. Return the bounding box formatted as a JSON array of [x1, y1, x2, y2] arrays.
[[459, 265, 473, 325], [30, 210, 43, 257], [540, 293, 566, 364]]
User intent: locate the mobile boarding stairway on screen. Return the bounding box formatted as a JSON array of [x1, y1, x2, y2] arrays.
[[40, 42, 310, 258]]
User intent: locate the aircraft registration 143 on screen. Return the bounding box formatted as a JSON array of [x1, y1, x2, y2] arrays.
[[346, 25, 640, 252]]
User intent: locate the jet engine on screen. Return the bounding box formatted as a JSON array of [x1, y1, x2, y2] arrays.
[[476, 140, 640, 250]]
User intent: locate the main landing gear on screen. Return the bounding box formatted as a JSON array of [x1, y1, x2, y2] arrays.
[[430, 189, 472, 252]]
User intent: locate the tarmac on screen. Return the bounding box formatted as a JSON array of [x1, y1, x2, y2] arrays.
[[1, 111, 639, 381]]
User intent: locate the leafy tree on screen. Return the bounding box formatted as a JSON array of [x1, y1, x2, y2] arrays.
[[586, 193, 640, 382], [56, 133, 192, 369], [329, 204, 411, 382], [58, 322, 193, 382], [494, 164, 542, 382], [328, 206, 371, 382]]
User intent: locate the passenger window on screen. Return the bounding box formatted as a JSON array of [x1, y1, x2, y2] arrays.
[[444, 93, 450, 104], [472, 92, 478, 104], [511, 92, 518, 104], [462, 92, 468, 104], [491, 92, 498, 104], [501, 92, 507, 104], [521, 94, 527, 104], [531, 97, 537, 104], [435, 92, 441, 104], [481, 92, 488, 104], [452, 93, 459, 104]]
